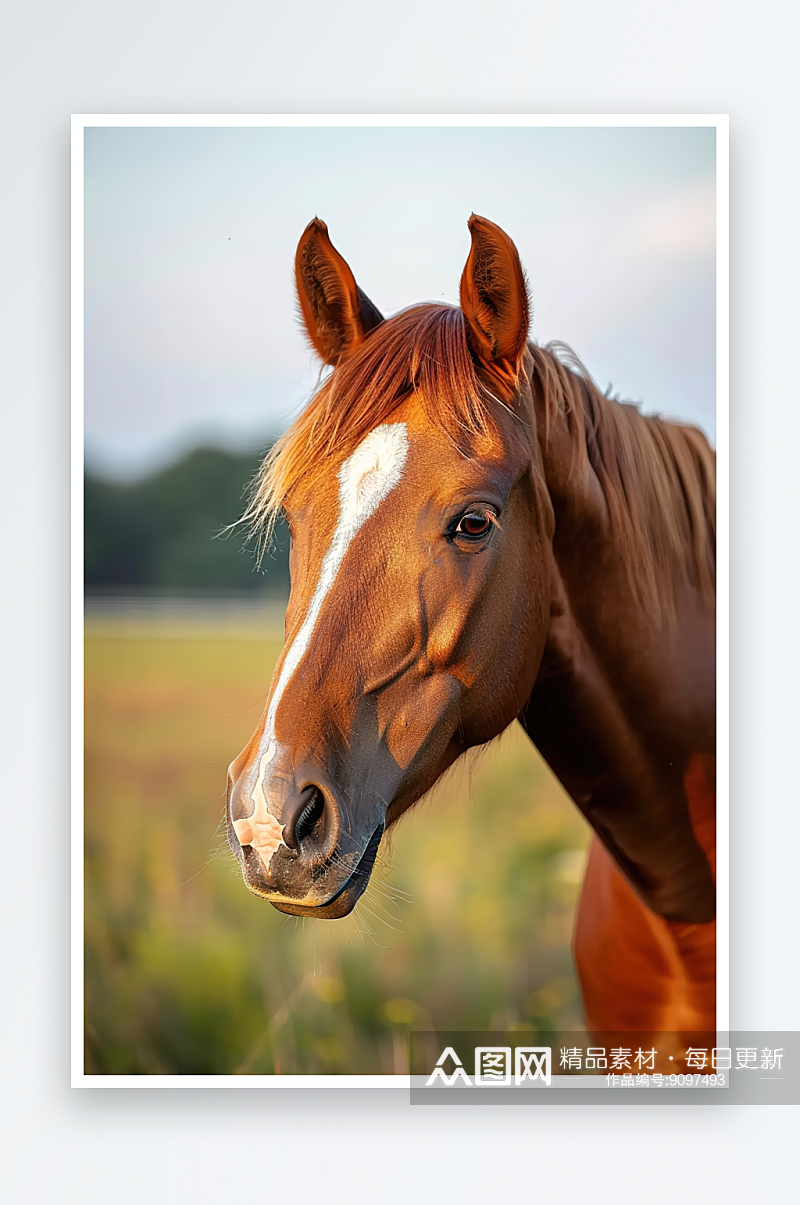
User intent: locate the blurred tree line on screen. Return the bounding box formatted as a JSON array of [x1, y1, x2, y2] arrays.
[[84, 447, 290, 595]]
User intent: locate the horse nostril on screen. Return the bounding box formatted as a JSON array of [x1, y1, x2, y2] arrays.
[[284, 785, 326, 850], [295, 788, 325, 843]]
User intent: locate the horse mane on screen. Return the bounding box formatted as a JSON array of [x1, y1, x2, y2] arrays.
[[244, 303, 715, 621], [528, 342, 716, 619]]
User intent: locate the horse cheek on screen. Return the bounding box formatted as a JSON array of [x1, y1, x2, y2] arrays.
[[376, 673, 464, 775]]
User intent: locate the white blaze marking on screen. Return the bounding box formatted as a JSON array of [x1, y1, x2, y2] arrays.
[[232, 747, 284, 860], [235, 423, 410, 867]]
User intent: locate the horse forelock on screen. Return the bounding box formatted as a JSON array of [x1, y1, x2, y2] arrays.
[[243, 303, 512, 554]]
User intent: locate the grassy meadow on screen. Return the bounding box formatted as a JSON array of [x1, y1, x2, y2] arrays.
[[84, 608, 591, 1075]]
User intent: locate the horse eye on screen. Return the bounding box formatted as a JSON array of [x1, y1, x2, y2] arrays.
[[456, 510, 492, 538]]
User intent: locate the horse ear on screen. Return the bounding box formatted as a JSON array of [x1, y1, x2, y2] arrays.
[[459, 215, 530, 392], [295, 218, 384, 366]]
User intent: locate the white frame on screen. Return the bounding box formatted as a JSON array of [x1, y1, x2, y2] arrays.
[[72, 113, 729, 1087]]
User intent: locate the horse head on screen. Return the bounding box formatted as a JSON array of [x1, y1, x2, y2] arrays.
[[226, 216, 555, 917]]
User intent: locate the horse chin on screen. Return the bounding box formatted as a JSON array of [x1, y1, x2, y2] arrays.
[[269, 822, 384, 920], [270, 887, 363, 920]]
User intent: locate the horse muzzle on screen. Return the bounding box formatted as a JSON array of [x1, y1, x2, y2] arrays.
[[227, 754, 384, 916], [268, 823, 385, 918]]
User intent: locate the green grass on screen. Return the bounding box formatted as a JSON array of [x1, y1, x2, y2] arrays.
[[84, 619, 591, 1074]]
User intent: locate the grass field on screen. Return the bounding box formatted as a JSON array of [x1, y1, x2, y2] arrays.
[[84, 609, 591, 1075]]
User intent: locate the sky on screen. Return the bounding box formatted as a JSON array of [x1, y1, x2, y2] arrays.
[[83, 124, 716, 480]]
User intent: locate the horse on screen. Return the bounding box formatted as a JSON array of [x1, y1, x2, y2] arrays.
[[226, 215, 717, 1036]]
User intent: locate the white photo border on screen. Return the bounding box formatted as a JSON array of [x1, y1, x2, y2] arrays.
[[72, 113, 729, 1088]]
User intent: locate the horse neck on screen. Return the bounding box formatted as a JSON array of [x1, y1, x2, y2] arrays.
[[518, 350, 717, 921], [521, 341, 715, 752]]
